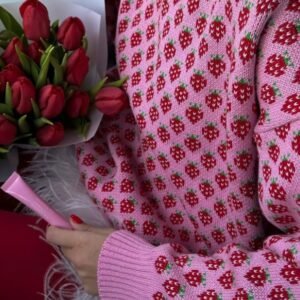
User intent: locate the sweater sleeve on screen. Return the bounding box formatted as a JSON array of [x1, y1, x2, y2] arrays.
[[97, 5, 300, 300]]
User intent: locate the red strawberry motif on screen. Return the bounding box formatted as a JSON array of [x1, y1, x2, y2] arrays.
[[208, 55, 226, 78], [260, 82, 281, 104], [240, 181, 256, 198], [256, 0, 279, 15], [196, 13, 208, 36], [280, 264, 300, 284], [132, 90, 143, 107], [143, 220, 157, 236], [132, 69, 142, 86], [198, 289, 220, 300], [292, 131, 300, 156], [152, 292, 166, 300], [265, 52, 293, 77], [202, 122, 220, 142], [198, 209, 213, 226], [267, 285, 293, 300], [118, 17, 130, 34], [187, 0, 200, 15], [146, 22, 156, 41], [230, 250, 249, 267], [218, 271, 233, 289], [120, 178, 134, 193], [175, 83, 189, 104], [145, 64, 155, 81], [237, 220, 248, 235], [282, 246, 298, 265], [155, 256, 172, 274], [205, 90, 223, 111], [214, 200, 227, 218], [279, 155, 295, 182], [122, 219, 137, 233], [281, 93, 300, 115], [170, 211, 184, 225], [238, 1, 253, 31], [170, 115, 185, 135], [145, 3, 154, 19], [287, 0, 300, 12], [132, 12, 141, 27], [225, 0, 233, 21], [234, 151, 253, 170], [184, 189, 199, 206], [184, 135, 201, 152], [170, 144, 185, 162], [120, 0, 131, 14], [245, 209, 261, 226], [274, 215, 295, 225], [163, 193, 177, 209], [102, 180, 115, 192], [273, 20, 300, 45], [102, 197, 115, 212], [239, 32, 256, 65], [158, 153, 170, 170], [275, 123, 290, 141], [215, 171, 229, 190], [185, 161, 200, 180], [149, 105, 159, 123], [186, 103, 203, 124], [179, 26, 193, 50], [269, 178, 287, 201], [163, 279, 185, 298], [185, 49, 196, 71], [293, 66, 300, 84], [160, 93, 172, 114], [157, 72, 166, 91], [190, 70, 207, 92], [157, 125, 170, 143], [87, 176, 98, 190], [174, 255, 191, 268], [82, 153, 96, 166], [201, 152, 217, 170], [131, 30, 143, 48], [212, 229, 226, 244], [263, 252, 279, 263], [209, 16, 226, 42], [171, 172, 185, 188], [205, 259, 224, 270], [162, 17, 171, 37], [199, 37, 208, 57], [147, 43, 156, 60], [267, 201, 288, 214], [245, 266, 269, 287], [154, 176, 166, 191], [199, 180, 215, 199], [232, 78, 253, 104], [231, 115, 251, 140], [268, 141, 280, 162], [169, 60, 182, 82], [161, 0, 169, 16], [164, 39, 176, 61], [174, 5, 184, 27], [184, 270, 205, 287], [163, 225, 175, 239], [228, 193, 243, 211]]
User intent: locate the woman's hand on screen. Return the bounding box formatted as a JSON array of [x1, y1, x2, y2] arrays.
[[46, 215, 114, 295]]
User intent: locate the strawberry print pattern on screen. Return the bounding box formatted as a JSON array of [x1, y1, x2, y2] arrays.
[[78, 1, 300, 299]]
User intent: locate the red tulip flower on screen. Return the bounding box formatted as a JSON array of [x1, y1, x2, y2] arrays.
[[0, 115, 17, 145], [95, 87, 129, 116], [20, 0, 50, 41], [2, 37, 25, 66], [36, 122, 64, 146], [66, 91, 90, 118], [57, 17, 85, 50], [66, 48, 89, 86], [0, 64, 24, 92], [27, 41, 43, 64], [12, 77, 36, 115], [38, 85, 65, 119]]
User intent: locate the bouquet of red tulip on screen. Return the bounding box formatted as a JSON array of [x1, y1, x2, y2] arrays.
[[0, 0, 128, 153]]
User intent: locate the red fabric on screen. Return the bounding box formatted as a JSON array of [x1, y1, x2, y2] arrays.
[[0, 211, 55, 300]]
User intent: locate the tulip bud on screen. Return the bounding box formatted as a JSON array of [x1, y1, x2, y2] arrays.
[[20, 0, 50, 41], [57, 17, 85, 51], [95, 87, 129, 116], [0, 64, 24, 92], [12, 77, 36, 115], [66, 91, 90, 118], [38, 85, 65, 119], [0, 115, 17, 145], [2, 37, 25, 66], [27, 41, 43, 64], [66, 48, 89, 86], [36, 122, 64, 146]]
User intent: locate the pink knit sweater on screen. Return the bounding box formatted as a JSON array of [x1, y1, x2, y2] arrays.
[[77, 0, 300, 298]]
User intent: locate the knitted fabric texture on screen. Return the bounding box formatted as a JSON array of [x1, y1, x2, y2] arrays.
[[77, 0, 300, 299]]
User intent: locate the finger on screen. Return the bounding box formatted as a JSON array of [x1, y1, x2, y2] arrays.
[[46, 226, 82, 247]]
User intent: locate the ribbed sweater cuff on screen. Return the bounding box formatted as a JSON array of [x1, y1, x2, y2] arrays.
[[98, 230, 156, 300]]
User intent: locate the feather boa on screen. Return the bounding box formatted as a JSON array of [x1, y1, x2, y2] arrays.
[[21, 146, 110, 300]]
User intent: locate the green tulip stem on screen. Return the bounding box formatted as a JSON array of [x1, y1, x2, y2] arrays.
[[82, 37, 88, 52], [0, 57, 5, 69], [18, 115, 30, 133], [0, 40, 8, 48], [30, 60, 40, 84], [0, 103, 13, 115], [89, 77, 108, 99], [28, 138, 39, 147], [105, 76, 129, 88], [36, 45, 55, 89], [5, 82, 12, 108], [13, 133, 32, 142], [34, 117, 53, 128], [31, 99, 41, 119], [15, 46, 31, 74], [61, 53, 69, 71]]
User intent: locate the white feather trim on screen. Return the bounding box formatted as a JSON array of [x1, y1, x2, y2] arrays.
[[21, 146, 110, 300]]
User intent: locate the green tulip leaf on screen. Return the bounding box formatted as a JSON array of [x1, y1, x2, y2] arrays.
[[82, 37, 88, 51], [2, 113, 16, 123], [18, 115, 30, 134], [28, 138, 39, 147], [50, 57, 63, 85], [0, 146, 9, 154], [0, 29, 15, 41], [51, 20, 59, 32], [34, 117, 53, 128], [105, 76, 129, 88], [89, 77, 108, 99], [30, 60, 40, 84], [0, 6, 23, 37], [13, 133, 32, 142], [0, 103, 12, 115], [15, 45, 31, 75], [31, 99, 40, 119], [0, 57, 5, 68]]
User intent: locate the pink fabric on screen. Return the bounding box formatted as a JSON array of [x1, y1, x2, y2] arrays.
[[77, 0, 300, 298]]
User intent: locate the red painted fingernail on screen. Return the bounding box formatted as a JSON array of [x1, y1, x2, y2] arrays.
[[70, 214, 84, 224]]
